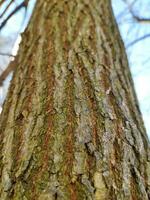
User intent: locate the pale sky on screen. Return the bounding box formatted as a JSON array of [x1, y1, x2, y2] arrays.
[[112, 0, 150, 138]]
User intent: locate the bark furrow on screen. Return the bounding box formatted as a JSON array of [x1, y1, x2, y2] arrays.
[[0, 0, 150, 199]]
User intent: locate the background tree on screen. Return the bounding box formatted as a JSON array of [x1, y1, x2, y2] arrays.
[[0, 0, 150, 199]]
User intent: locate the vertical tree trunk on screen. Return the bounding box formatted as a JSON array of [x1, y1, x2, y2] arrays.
[[0, 0, 150, 199]]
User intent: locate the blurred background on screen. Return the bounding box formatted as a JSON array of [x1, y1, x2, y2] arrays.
[[0, 0, 150, 138]]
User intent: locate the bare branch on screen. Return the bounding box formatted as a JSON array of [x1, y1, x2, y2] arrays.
[[118, 0, 150, 25], [127, 33, 150, 48], [125, 0, 150, 24], [0, 59, 16, 86], [117, 0, 138, 20], [0, 52, 15, 57], [131, 13, 150, 23], [0, 0, 14, 18], [0, 0, 29, 30]]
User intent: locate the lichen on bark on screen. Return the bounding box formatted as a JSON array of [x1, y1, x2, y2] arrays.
[[0, 0, 150, 199]]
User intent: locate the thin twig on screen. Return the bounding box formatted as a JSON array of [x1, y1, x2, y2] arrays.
[[0, 0, 29, 30], [0, 52, 15, 57], [0, 0, 14, 18], [0, 59, 16, 85], [127, 33, 150, 48]]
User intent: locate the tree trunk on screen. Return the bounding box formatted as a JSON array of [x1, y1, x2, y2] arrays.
[[0, 0, 150, 199]]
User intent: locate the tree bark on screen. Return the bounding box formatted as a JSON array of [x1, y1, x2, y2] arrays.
[[0, 0, 150, 199]]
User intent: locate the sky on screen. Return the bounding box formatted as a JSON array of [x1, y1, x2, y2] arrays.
[[112, 0, 150, 138], [0, 0, 150, 138]]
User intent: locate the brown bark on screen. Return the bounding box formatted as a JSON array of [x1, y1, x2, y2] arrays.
[[0, 0, 150, 199]]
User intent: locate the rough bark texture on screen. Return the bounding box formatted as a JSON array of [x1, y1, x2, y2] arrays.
[[0, 0, 150, 199]]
